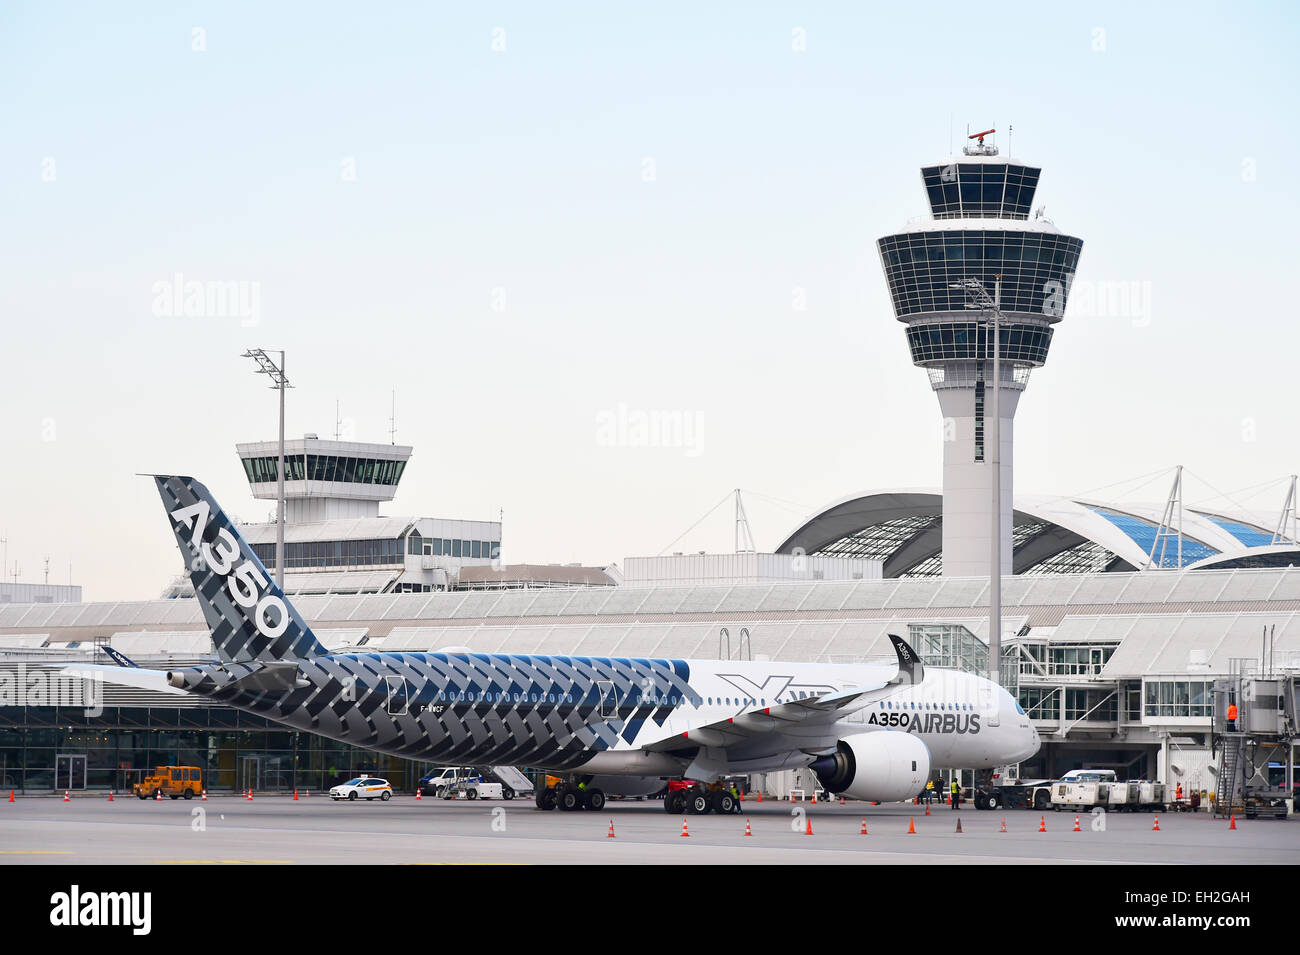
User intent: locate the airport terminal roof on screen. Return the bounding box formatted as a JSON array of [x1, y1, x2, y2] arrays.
[[774, 489, 1294, 578]]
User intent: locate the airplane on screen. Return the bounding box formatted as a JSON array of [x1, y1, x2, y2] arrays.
[[74, 475, 1040, 813]]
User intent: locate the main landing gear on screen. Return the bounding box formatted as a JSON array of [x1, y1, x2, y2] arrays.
[[662, 779, 740, 815], [535, 775, 606, 812]]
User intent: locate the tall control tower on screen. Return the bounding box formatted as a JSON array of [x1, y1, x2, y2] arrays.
[[877, 129, 1083, 577]]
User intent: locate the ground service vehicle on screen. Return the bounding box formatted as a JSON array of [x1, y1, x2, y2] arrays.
[[133, 765, 202, 800]]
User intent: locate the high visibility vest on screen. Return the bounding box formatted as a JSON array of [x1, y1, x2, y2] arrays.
[[1227, 704, 1238, 720]]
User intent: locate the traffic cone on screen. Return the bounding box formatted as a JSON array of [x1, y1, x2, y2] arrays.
[[907, 817, 916, 834], [293, 788, 299, 801], [1229, 814, 1237, 830], [607, 820, 616, 839], [680, 818, 690, 838], [1152, 815, 1160, 831], [840, 795, 845, 806], [744, 819, 752, 837], [811, 792, 817, 804], [1073, 815, 1081, 832], [155, 790, 161, 801], [805, 817, 813, 836], [1038, 816, 1047, 832], [7, 790, 13, 802], [246, 789, 252, 801], [756, 791, 762, 803], [860, 818, 868, 835], [107, 790, 114, 802], [955, 818, 963, 833], [1000, 817, 1007, 833], [63, 790, 70, 802], [925, 802, 931, 816], [201, 790, 207, 801], [415, 788, 422, 801]]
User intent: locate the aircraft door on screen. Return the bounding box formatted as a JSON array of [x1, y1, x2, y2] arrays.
[[385, 676, 409, 716]]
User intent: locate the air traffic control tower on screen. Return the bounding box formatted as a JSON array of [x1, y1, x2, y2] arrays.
[[877, 129, 1083, 577]]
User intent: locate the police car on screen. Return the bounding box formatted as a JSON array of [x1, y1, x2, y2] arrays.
[[330, 776, 393, 801]]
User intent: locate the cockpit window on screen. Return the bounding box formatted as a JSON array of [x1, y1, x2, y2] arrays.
[[1014, 701, 1026, 716]]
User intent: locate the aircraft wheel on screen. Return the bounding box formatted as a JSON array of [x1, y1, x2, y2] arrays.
[[557, 787, 581, 812], [689, 792, 710, 814], [586, 788, 606, 812]]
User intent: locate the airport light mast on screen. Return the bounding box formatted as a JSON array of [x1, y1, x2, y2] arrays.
[[242, 349, 291, 588], [951, 276, 1004, 686]]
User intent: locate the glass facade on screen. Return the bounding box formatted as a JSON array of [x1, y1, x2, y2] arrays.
[[920, 163, 1041, 219], [0, 704, 443, 793], [878, 230, 1083, 319], [1143, 680, 1214, 719], [251, 538, 404, 570], [905, 322, 1053, 366], [242, 455, 407, 486], [407, 532, 500, 561]]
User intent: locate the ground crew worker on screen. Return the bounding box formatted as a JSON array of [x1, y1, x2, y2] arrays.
[[730, 783, 741, 811], [1175, 782, 1183, 807], [1227, 701, 1238, 732], [925, 778, 935, 805], [951, 777, 960, 810]]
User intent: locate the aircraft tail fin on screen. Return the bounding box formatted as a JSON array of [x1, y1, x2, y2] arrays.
[[153, 475, 327, 664]]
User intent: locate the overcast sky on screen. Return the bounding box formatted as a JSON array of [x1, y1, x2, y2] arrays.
[[2, 1, 1298, 601]]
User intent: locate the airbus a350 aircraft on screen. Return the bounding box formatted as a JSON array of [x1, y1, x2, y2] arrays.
[[78, 476, 1039, 813]]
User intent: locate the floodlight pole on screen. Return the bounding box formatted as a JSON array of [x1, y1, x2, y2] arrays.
[[242, 349, 291, 589], [951, 276, 1004, 687]]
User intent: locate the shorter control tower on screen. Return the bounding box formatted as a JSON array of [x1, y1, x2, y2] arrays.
[[877, 128, 1083, 577], [236, 436, 413, 523]]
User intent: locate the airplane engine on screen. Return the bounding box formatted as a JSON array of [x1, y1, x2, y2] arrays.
[[809, 732, 930, 802]]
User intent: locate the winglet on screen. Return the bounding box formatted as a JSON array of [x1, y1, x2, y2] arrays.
[[101, 645, 140, 669], [887, 633, 924, 685]]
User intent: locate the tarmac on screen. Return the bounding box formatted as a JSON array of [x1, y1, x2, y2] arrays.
[[2, 794, 1297, 864]]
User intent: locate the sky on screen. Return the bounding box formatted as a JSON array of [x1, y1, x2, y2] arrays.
[[1, 1, 1298, 601]]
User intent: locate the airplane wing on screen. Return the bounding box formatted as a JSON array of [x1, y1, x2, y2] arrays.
[[641, 633, 921, 752]]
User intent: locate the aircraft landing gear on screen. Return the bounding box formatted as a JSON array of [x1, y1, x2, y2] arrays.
[[663, 779, 743, 814], [535, 775, 604, 812]]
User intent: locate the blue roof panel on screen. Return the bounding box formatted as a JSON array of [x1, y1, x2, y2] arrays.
[[1086, 507, 1218, 568]]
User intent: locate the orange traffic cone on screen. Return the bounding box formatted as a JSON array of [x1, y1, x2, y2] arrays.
[[1000, 817, 1007, 833], [805, 817, 814, 836], [1073, 815, 1081, 832], [1229, 814, 1237, 830], [201, 789, 207, 801], [756, 791, 762, 803], [1152, 815, 1160, 831], [607, 820, 616, 839], [744, 819, 752, 837], [1038, 816, 1047, 832], [925, 802, 931, 816], [907, 817, 916, 834], [293, 788, 299, 801], [680, 818, 690, 838], [107, 790, 114, 802], [811, 793, 817, 804], [246, 789, 252, 801], [415, 788, 422, 801], [155, 790, 161, 801], [63, 790, 70, 802], [860, 818, 868, 835], [7, 790, 13, 802], [840, 795, 845, 806]]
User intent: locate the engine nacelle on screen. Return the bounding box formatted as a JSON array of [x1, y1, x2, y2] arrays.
[[809, 732, 931, 802]]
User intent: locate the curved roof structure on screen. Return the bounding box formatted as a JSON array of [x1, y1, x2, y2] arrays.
[[774, 488, 1291, 577]]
